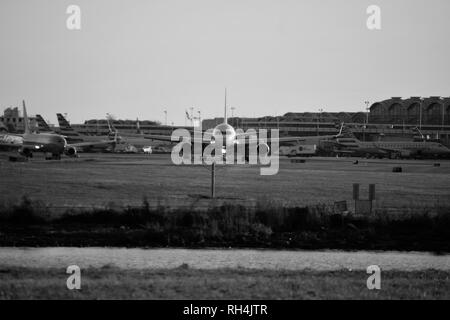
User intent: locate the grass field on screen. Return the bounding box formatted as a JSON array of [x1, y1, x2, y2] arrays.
[[0, 266, 448, 299], [0, 154, 449, 213], [1, 155, 448, 299]]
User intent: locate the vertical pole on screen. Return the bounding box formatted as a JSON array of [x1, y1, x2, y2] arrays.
[[353, 183, 359, 215], [365, 101, 370, 130], [211, 162, 215, 199], [353, 184, 360, 200], [419, 99, 423, 129], [369, 184, 376, 201]]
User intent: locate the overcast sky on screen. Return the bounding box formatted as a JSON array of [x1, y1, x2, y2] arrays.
[[0, 0, 449, 125]]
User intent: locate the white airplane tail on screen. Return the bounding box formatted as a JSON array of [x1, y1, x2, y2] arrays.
[[412, 126, 425, 140], [106, 116, 122, 143], [335, 123, 344, 137], [136, 118, 142, 134], [336, 124, 360, 142], [22, 100, 31, 135]]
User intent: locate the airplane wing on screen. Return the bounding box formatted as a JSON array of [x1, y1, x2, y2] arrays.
[[68, 139, 117, 149], [68, 131, 119, 149], [0, 142, 22, 149], [244, 135, 338, 144], [144, 133, 339, 145], [143, 122, 345, 145], [273, 136, 336, 143], [375, 146, 399, 153], [236, 123, 343, 144], [0, 135, 23, 149], [375, 146, 417, 156], [144, 134, 209, 144]]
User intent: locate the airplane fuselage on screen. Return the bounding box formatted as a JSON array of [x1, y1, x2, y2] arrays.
[[21, 133, 67, 155]]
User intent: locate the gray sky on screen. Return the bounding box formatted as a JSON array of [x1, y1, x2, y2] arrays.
[[0, 0, 449, 125]]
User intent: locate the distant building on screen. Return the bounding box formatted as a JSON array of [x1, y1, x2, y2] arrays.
[[369, 97, 450, 126], [71, 119, 178, 136], [203, 112, 364, 130], [201, 96, 450, 145], [0, 107, 37, 132]]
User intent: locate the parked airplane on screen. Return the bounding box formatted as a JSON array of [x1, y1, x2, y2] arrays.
[[57, 113, 111, 142], [57, 113, 123, 151], [35, 114, 53, 133], [58, 112, 160, 151], [334, 126, 450, 159], [0, 101, 118, 160], [142, 90, 344, 158]]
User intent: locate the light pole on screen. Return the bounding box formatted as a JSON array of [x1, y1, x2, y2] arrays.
[[419, 98, 424, 129], [164, 110, 167, 126], [231, 107, 235, 126], [317, 108, 323, 134], [364, 101, 370, 125], [364, 101, 370, 141], [190, 107, 194, 127]]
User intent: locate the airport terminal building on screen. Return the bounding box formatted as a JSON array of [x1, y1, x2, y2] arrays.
[[202, 97, 450, 145], [370, 97, 450, 125], [1, 96, 450, 145]]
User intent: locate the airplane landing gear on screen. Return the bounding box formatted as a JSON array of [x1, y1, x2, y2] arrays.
[[45, 153, 61, 160]]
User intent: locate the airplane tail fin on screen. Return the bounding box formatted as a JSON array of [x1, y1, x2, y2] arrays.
[[106, 117, 117, 135], [335, 123, 344, 137], [412, 126, 425, 140], [22, 100, 31, 134], [57, 113, 81, 137], [106, 117, 122, 143], [343, 124, 355, 136], [136, 118, 142, 134], [335, 123, 360, 141], [35, 114, 51, 132]]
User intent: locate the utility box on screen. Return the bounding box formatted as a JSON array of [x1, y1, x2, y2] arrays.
[[352, 183, 375, 214], [334, 201, 348, 213], [353, 184, 360, 200], [369, 184, 376, 201]]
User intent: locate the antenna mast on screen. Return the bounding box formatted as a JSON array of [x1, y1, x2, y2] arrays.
[[224, 88, 228, 124]]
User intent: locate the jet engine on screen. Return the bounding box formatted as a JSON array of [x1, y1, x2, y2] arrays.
[[64, 146, 78, 157], [257, 142, 270, 156]]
